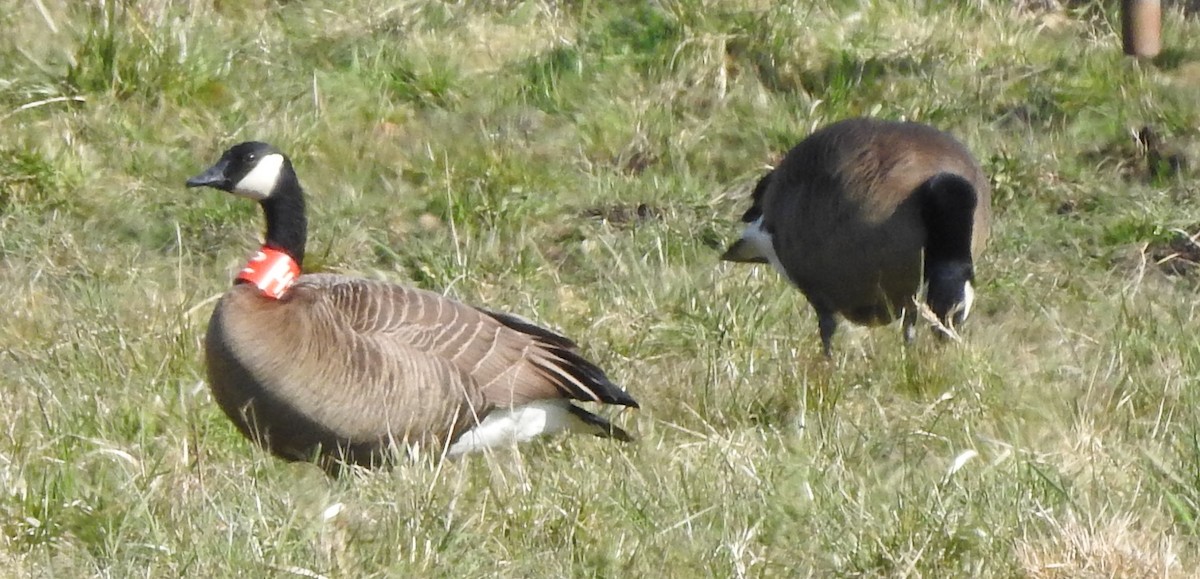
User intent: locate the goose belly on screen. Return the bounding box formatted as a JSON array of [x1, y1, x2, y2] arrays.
[[204, 294, 474, 465], [447, 400, 586, 455], [783, 229, 925, 326]]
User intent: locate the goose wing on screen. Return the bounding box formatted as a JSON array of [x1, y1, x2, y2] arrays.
[[308, 274, 636, 410]]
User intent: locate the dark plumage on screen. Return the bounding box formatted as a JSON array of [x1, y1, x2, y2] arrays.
[[722, 118, 992, 355]]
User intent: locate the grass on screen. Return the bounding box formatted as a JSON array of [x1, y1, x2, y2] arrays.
[[2, 0, 1200, 576]]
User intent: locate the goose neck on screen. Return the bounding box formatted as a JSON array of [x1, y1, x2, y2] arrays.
[[260, 168, 307, 268]]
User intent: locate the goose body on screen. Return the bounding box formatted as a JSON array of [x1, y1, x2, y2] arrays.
[[722, 118, 991, 355], [187, 142, 637, 471]]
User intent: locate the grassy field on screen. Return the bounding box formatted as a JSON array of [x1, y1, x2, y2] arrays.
[[2, 0, 1200, 576]]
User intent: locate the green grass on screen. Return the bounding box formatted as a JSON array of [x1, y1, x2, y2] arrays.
[[3, 0, 1200, 576]]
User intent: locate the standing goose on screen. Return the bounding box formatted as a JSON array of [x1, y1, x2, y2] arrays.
[[722, 118, 992, 356], [186, 142, 638, 472]]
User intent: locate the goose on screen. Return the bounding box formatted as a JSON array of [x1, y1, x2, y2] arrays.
[[185, 141, 638, 472], [721, 118, 992, 356]]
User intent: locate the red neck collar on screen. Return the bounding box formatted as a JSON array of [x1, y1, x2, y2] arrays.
[[236, 247, 300, 299]]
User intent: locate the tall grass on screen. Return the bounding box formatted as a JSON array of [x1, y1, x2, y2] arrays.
[[2, 0, 1199, 576]]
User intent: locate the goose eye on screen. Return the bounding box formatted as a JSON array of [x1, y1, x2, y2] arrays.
[[246, 153, 257, 163]]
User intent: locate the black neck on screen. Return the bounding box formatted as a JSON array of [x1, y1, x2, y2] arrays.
[[259, 162, 307, 268]]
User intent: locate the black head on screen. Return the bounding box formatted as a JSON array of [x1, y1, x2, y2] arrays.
[[925, 261, 975, 334], [186, 141, 287, 200]]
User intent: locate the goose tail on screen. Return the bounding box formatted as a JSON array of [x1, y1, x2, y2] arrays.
[[566, 403, 634, 442], [479, 307, 639, 408], [721, 171, 776, 264]]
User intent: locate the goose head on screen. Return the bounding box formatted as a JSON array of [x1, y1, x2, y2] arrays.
[[186, 141, 308, 268], [186, 141, 289, 201], [925, 262, 975, 335]]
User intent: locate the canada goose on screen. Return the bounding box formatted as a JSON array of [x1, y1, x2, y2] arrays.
[[185, 142, 638, 472], [722, 118, 991, 356]]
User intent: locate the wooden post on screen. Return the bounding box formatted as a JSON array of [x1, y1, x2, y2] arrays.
[[1121, 0, 1162, 58]]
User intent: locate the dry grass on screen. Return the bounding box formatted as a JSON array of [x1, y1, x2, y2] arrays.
[[1016, 511, 1183, 578], [3, 0, 1200, 576]]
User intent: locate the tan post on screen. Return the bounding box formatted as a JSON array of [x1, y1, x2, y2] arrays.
[[1121, 0, 1162, 58]]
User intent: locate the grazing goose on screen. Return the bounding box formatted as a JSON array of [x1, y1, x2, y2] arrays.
[[185, 142, 638, 472], [722, 118, 992, 356]]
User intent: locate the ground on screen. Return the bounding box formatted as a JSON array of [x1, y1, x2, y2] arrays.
[[2, 0, 1200, 576]]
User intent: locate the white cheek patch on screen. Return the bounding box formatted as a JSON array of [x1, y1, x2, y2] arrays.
[[959, 281, 975, 321], [233, 153, 284, 200], [743, 216, 787, 277]]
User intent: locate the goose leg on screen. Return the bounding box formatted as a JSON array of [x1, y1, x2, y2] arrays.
[[815, 305, 839, 358]]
